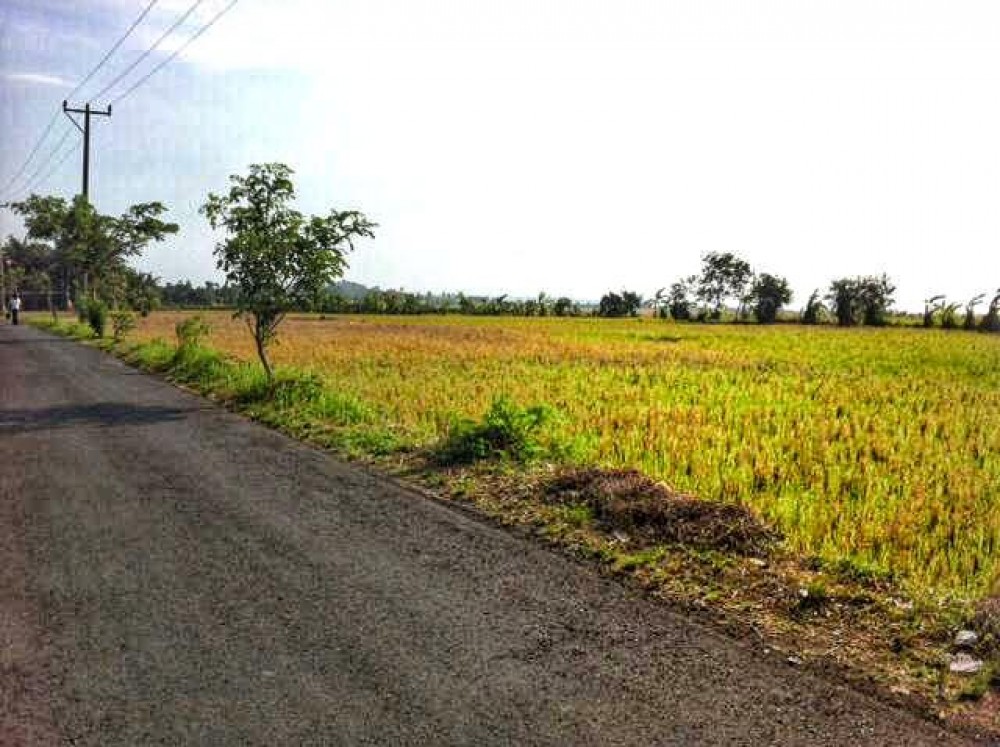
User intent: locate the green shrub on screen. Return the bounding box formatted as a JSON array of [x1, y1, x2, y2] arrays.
[[84, 299, 108, 338], [170, 343, 226, 383], [439, 396, 553, 464], [271, 371, 325, 408], [110, 310, 137, 342], [175, 315, 211, 349]]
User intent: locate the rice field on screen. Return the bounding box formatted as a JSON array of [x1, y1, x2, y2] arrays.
[[129, 311, 1000, 601]]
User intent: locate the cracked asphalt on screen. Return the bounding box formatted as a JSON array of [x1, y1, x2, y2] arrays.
[[0, 323, 978, 745]]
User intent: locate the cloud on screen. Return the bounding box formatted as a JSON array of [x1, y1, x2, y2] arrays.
[[3, 71, 71, 86]]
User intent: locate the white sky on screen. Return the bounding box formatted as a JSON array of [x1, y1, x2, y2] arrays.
[[2, 1, 1000, 309]]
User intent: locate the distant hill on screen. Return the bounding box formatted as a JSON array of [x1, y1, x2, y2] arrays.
[[327, 280, 374, 299]]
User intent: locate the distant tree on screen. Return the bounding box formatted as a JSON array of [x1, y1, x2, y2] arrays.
[[648, 287, 669, 319], [598, 290, 643, 318], [695, 251, 752, 319], [922, 294, 945, 328], [827, 278, 859, 326], [826, 275, 895, 327], [749, 273, 792, 324], [536, 292, 551, 317], [940, 301, 961, 330], [667, 277, 695, 321], [801, 289, 825, 325], [123, 270, 161, 316], [697, 252, 753, 319], [552, 296, 575, 317], [857, 274, 896, 326], [981, 290, 1000, 333], [621, 290, 643, 317], [201, 163, 376, 383], [963, 294, 985, 331]]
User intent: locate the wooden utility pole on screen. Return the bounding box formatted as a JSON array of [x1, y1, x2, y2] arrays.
[[62, 101, 112, 200]]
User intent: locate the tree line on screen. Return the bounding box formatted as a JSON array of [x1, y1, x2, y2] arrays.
[[4, 190, 999, 341], [598, 251, 1000, 332]]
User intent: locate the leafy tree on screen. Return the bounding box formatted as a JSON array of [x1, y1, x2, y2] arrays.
[[696, 251, 752, 319], [5, 194, 176, 303], [598, 290, 642, 317], [826, 275, 895, 327], [749, 273, 792, 324], [552, 296, 576, 316], [857, 274, 896, 326], [201, 163, 376, 382]]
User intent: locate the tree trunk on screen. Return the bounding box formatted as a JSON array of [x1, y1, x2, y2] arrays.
[[254, 322, 274, 385]]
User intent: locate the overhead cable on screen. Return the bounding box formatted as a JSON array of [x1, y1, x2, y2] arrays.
[[91, 0, 209, 103], [111, 0, 240, 105]]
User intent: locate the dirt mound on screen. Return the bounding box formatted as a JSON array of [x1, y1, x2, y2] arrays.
[[543, 468, 777, 556]]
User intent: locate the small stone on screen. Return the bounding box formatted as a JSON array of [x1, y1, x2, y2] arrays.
[[612, 531, 630, 544], [954, 630, 979, 648], [949, 653, 984, 675], [786, 656, 802, 666]]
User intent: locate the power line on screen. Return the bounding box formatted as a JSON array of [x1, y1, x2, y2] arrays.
[[1, 127, 75, 203], [0, 0, 159, 199], [68, 0, 161, 101], [91, 0, 209, 103], [19, 136, 81, 199], [0, 114, 59, 198], [111, 0, 240, 105]]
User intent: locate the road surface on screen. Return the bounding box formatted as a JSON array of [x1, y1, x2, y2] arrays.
[[0, 323, 976, 745]]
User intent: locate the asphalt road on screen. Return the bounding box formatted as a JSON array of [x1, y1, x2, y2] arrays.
[[0, 323, 978, 746]]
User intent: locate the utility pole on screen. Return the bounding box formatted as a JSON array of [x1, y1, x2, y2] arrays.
[[62, 101, 111, 200]]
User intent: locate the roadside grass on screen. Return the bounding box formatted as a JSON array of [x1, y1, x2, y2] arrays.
[[25, 311, 1000, 730]]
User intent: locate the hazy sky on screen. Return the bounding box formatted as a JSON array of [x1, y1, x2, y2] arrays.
[[2, 1, 1000, 310]]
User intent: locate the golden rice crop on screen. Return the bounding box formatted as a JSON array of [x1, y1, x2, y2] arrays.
[[131, 311, 1000, 600]]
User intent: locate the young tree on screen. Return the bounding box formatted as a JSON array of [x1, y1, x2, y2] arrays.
[[749, 273, 792, 324], [695, 251, 752, 320], [201, 163, 376, 383]]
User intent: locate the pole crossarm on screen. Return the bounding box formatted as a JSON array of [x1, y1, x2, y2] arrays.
[[61, 101, 112, 200]]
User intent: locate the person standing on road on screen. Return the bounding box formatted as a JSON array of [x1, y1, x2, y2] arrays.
[[10, 293, 21, 325]]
